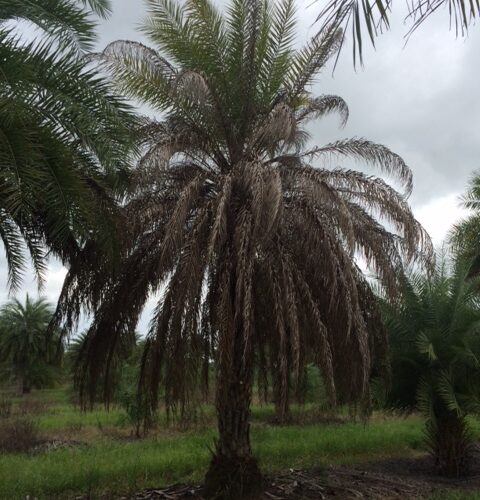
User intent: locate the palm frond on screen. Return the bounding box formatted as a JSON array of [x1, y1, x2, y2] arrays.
[[315, 0, 479, 66]]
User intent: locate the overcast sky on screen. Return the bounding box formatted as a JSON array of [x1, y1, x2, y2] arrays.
[[2, 0, 479, 333]]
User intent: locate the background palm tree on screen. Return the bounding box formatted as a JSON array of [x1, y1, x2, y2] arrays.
[[0, 296, 62, 394], [66, 329, 139, 405], [0, 0, 137, 290], [450, 175, 480, 274], [316, 0, 479, 65], [53, 0, 432, 497], [381, 254, 480, 476]]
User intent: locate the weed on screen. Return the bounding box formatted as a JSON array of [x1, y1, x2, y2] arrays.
[[0, 417, 39, 453], [0, 397, 12, 419]]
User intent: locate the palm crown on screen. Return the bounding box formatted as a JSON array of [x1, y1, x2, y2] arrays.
[[55, 0, 433, 495], [0, 0, 137, 290], [0, 295, 62, 393], [382, 256, 480, 476]]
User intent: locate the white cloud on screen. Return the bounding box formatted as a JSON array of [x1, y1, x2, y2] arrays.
[[2, 0, 479, 334], [414, 193, 468, 246]]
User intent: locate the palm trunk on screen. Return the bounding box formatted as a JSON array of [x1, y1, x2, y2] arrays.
[[20, 377, 31, 395], [270, 339, 291, 425], [272, 364, 291, 425], [429, 409, 472, 477], [204, 296, 263, 498]]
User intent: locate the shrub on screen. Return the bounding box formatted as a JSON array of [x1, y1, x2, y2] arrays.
[[17, 399, 49, 416], [117, 387, 153, 437], [0, 417, 39, 453]]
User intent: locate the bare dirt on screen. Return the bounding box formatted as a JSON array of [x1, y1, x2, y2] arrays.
[[131, 454, 480, 499]]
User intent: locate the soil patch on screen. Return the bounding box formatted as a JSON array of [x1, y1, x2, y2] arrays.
[[129, 454, 480, 499]]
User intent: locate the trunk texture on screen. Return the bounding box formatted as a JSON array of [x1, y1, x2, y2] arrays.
[[429, 411, 472, 477], [272, 365, 291, 425], [21, 378, 31, 395], [204, 300, 263, 497]]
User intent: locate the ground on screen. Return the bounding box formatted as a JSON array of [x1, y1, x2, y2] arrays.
[[125, 455, 480, 499], [0, 388, 480, 499], [131, 462, 480, 499]]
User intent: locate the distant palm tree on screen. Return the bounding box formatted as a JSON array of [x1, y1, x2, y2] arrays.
[[317, 0, 479, 65], [54, 0, 432, 496], [0, 0, 137, 291], [382, 255, 480, 476], [66, 329, 139, 404], [450, 175, 480, 274], [0, 296, 62, 394]]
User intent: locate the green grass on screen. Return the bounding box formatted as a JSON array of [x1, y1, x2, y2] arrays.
[[1, 389, 479, 499], [37, 406, 125, 432], [428, 493, 480, 499], [0, 416, 427, 499]]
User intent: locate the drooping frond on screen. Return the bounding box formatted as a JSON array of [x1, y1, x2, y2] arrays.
[[53, 0, 432, 424]]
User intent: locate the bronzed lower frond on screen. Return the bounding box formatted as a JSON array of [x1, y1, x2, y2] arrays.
[[54, 0, 432, 421]]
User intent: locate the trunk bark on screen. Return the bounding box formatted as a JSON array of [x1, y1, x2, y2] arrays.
[[270, 339, 291, 425], [21, 378, 31, 395], [204, 320, 263, 498], [272, 365, 291, 425], [204, 372, 263, 499], [430, 410, 472, 477]]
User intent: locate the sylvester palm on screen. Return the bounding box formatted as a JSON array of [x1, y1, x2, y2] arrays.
[[382, 255, 480, 477], [54, 0, 432, 496], [317, 0, 479, 65], [0, 296, 62, 394], [0, 0, 136, 290]]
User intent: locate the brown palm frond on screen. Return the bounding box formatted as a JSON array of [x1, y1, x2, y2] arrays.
[[296, 95, 349, 127], [297, 139, 413, 195]]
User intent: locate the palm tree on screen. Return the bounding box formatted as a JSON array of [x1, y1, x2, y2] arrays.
[[0, 0, 137, 291], [381, 255, 480, 477], [0, 296, 62, 394], [450, 175, 480, 274], [66, 329, 139, 404], [317, 0, 479, 65], [53, 0, 432, 496]]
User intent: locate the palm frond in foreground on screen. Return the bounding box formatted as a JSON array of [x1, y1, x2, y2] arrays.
[[0, 0, 136, 291], [316, 0, 479, 65]]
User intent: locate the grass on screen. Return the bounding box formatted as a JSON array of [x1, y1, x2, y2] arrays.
[[0, 388, 478, 499], [428, 493, 480, 499], [0, 413, 426, 498]]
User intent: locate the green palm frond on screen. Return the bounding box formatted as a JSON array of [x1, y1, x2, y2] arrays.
[[436, 370, 462, 415], [0, 4, 137, 291], [0, 0, 111, 51], [382, 252, 480, 475], [417, 331, 438, 361], [416, 376, 435, 421], [450, 174, 480, 276], [0, 295, 63, 390], [316, 0, 479, 66]]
